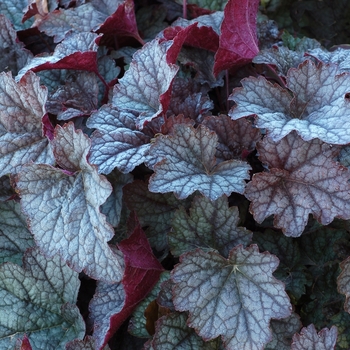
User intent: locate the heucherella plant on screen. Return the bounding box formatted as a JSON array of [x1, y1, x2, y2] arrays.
[[1, 0, 350, 349]]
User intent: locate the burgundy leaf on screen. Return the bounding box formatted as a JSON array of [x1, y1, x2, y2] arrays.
[[202, 114, 261, 161], [245, 132, 350, 236], [17, 33, 101, 80], [213, 0, 259, 75], [112, 38, 178, 129], [15, 335, 32, 350], [90, 225, 164, 349], [291, 324, 337, 350]]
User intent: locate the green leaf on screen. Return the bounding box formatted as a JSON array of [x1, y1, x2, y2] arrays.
[[172, 245, 292, 349], [0, 247, 85, 349], [148, 124, 251, 200], [170, 195, 252, 257], [0, 201, 34, 265]]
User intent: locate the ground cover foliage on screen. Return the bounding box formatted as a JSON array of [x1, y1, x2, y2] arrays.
[[1, 0, 350, 349]]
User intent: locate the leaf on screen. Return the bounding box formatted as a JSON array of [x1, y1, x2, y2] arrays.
[[170, 195, 252, 257], [0, 0, 33, 31], [245, 131, 350, 237], [0, 15, 32, 75], [337, 256, 350, 314], [112, 39, 179, 129], [15, 335, 32, 350], [229, 60, 350, 144], [179, 0, 228, 11], [0, 71, 54, 176], [213, 0, 260, 75], [87, 104, 151, 174], [148, 123, 251, 200], [202, 114, 261, 161], [128, 271, 170, 338], [147, 312, 222, 349], [291, 324, 338, 350], [89, 225, 164, 349], [0, 247, 85, 349], [307, 47, 350, 72], [265, 312, 302, 350], [172, 245, 292, 350], [253, 229, 312, 300], [16, 33, 101, 81], [0, 201, 34, 265], [123, 180, 190, 251], [43, 0, 142, 44], [66, 336, 111, 350], [16, 122, 124, 283], [46, 71, 99, 120]]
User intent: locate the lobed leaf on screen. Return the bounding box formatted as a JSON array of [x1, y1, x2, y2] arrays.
[[172, 245, 292, 350], [0, 247, 85, 349], [170, 195, 252, 257], [338, 256, 350, 313], [87, 104, 151, 174], [16, 122, 124, 283], [291, 324, 337, 350], [0, 71, 54, 176], [148, 123, 251, 200], [245, 132, 350, 236], [112, 39, 179, 129], [229, 60, 350, 144]]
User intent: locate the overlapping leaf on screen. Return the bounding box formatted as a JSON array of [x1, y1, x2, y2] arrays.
[[87, 104, 152, 174], [265, 313, 302, 350], [112, 38, 179, 129], [170, 195, 252, 257], [0, 0, 33, 30], [0, 15, 32, 75], [213, 0, 260, 75], [148, 123, 251, 200], [16, 122, 124, 283], [172, 245, 292, 349], [0, 247, 85, 349], [16, 33, 101, 80], [202, 114, 261, 161], [246, 132, 350, 236], [229, 60, 350, 144], [308, 47, 350, 72], [145, 312, 221, 349], [66, 336, 110, 350], [0, 71, 54, 176], [89, 225, 163, 349], [291, 324, 338, 350], [0, 201, 34, 265], [123, 180, 191, 250]]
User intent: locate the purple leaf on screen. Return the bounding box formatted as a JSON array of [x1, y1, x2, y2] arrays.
[[172, 245, 292, 349], [89, 225, 163, 349], [112, 38, 179, 129], [66, 336, 111, 350], [245, 132, 350, 236], [16, 122, 124, 283], [0, 71, 54, 176], [17, 33, 101, 80], [0, 247, 85, 349], [291, 324, 337, 350], [202, 114, 261, 161], [213, 0, 260, 75], [87, 104, 151, 174], [170, 195, 252, 257], [148, 123, 251, 200], [229, 60, 350, 144], [15, 335, 33, 350]]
